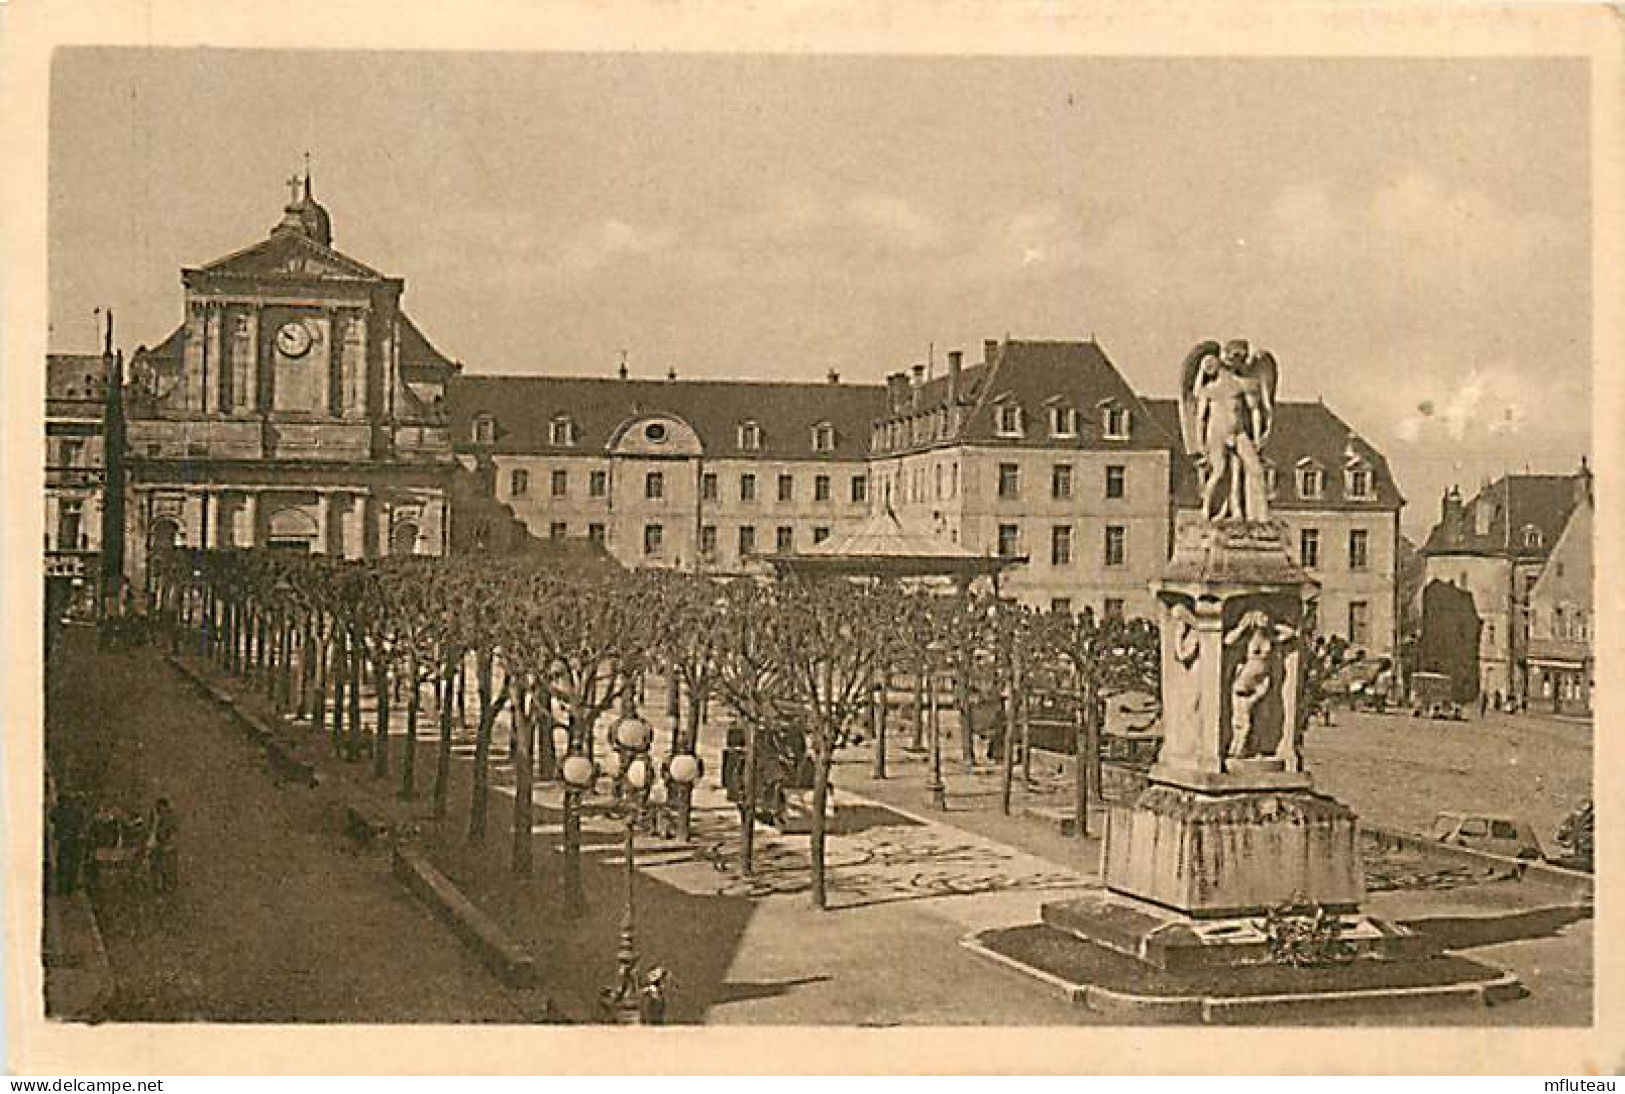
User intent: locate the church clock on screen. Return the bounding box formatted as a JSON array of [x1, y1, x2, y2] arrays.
[[275, 319, 314, 358]]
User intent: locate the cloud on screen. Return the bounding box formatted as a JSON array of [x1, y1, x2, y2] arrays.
[[560, 217, 679, 273], [842, 192, 947, 252]]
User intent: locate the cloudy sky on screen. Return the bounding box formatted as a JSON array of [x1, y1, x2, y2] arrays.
[[49, 51, 1591, 536]]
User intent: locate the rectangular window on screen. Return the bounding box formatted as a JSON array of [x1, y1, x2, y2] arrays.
[[643, 523, 664, 556], [589, 470, 608, 498], [738, 422, 761, 451], [851, 475, 868, 504], [996, 403, 1024, 437], [1300, 528, 1321, 568], [646, 471, 664, 500], [699, 525, 717, 558], [550, 469, 568, 497], [812, 424, 834, 452], [1348, 600, 1370, 648], [951, 462, 959, 498], [813, 526, 831, 544], [1051, 597, 1073, 616], [776, 526, 794, 553], [549, 521, 567, 540], [473, 416, 495, 445], [1051, 525, 1073, 566], [740, 473, 757, 502], [700, 472, 718, 501], [1104, 598, 1125, 621], [1103, 406, 1131, 439], [1298, 467, 1325, 500], [738, 525, 756, 556], [815, 474, 831, 502], [998, 523, 1021, 558], [1105, 465, 1126, 499], [58, 439, 84, 467], [998, 462, 1020, 499], [778, 473, 794, 503], [1104, 525, 1126, 567], [934, 463, 943, 500], [1052, 464, 1073, 500], [510, 469, 529, 497], [1348, 528, 1370, 571], [1348, 468, 1372, 499], [550, 419, 576, 446], [1049, 406, 1078, 438], [56, 500, 83, 551], [587, 523, 606, 546]]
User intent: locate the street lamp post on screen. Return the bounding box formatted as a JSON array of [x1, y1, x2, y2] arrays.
[[925, 638, 948, 810], [563, 708, 698, 1024]]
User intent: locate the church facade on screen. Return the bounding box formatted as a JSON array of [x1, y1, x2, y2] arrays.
[[121, 178, 458, 587]]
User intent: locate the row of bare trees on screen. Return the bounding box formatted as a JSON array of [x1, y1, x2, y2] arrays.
[[151, 549, 1160, 910]]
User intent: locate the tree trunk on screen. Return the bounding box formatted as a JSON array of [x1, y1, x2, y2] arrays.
[[956, 648, 976, 767], [1074, 679, 1096, 838], [467, 647, 497, 843], [910, 661, 925, 750], [373, 649, 391, 779], [328, 631, 345, 755], [509, 676, 534, 877], [434, 662, 454, 820], [809, 746, 833, 910], [401, 651, 420, 799], [740, 716, 759, 877], [871, 666, 887, 779], [346, 627, 363, 762], [674, 684, 704, 843], [1019, 646, 1033, 786], [1000, 651, 1018, 815], [536, 689, 558, 782]]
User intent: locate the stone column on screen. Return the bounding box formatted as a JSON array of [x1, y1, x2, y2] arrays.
[[319, 309, 336, 417], [245, 309, 261, 411], [206, 305, 225, 413], [347, 310, 369, 420], [201, 491, 218, 549], [315, 491, 332, 556], [232, 311, 252, 414], [242, 491, 260, 549], [183, 305, 207, 411], [344, 491, 367, 560]]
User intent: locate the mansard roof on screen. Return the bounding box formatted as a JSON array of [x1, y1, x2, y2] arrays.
[[879, 339, 1177, 453], [450, 373, 886, 460], [1422, 472, 1586, 559], [1142, 398, 1405, 512]]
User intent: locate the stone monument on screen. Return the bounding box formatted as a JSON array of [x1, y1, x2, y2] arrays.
[[1044, 339, 1409, 969]]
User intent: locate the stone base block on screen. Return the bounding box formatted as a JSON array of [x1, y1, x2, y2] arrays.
[[1041, 894, 1429, 973], [1103, 784, 1363, 917]]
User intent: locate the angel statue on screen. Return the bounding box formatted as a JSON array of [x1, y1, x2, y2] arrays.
[[1178, 339, 1278, 522]]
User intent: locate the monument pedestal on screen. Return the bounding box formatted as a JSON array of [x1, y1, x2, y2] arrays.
[[1043, 520, 1421, 969]]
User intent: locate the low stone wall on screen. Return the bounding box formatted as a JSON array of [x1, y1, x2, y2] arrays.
[[165, 656, 320, 788], [1361, 825, 1593, 902], [391, 845, 538, 989]]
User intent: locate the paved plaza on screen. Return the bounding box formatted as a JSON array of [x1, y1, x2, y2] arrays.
[[44, 630, 1592, 1025]]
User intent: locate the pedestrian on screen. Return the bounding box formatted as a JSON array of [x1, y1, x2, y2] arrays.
[[1492, 689, 1503, 714], [148, 796, 179, 893], [1479, 692, 1489, 718]]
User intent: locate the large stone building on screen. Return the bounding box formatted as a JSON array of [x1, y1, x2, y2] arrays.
[[1419, 465, 1593, 703], [120, 177, 458, 586], [45, 352, 111, 612]]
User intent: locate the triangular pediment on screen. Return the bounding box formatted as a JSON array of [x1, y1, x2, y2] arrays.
[[196, 230, 387, 281]]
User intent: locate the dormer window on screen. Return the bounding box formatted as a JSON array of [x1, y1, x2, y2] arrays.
[[1522, 524, 1544, 549], [550, 417, 577, 446], [1296, 461, 1325, 500], [738, 421, 762, 451], [1049, 405, 1079, 438], [1345, 464, 1373, 500], [811, 422, 835, 453], [1101, 403, 1131, 440], [1262, 462, 1279, 498], [472, 414, 496, 446], [995, 401, 1025, 438]]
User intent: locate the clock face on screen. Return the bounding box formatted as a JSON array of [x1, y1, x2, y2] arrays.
[[276, 320, 314, 358]]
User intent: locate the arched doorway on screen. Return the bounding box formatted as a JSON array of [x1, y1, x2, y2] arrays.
[[390, 520, 421, 556], [266, 507, 318, 553]]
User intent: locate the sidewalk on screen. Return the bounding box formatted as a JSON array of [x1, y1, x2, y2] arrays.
[[43, 889, 113, 1022]]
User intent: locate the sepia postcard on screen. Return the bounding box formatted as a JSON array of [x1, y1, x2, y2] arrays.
[[3, 0, 1622, 1077]]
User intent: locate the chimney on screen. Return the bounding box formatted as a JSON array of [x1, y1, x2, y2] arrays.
[[910, 363, 926, 410], [1441, 486, 1465, 539], [666, 366, 678, 381], [885, 371, 910, 414], [947, 350, 962, 404], [618, 361, 629, 381], [827, 368, 840, 385], [1576, 456, 1593, 504], [983, 338, 998, 364]]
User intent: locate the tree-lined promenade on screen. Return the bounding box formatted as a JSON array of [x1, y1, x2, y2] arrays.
[[148, 548, 1171, 910]]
